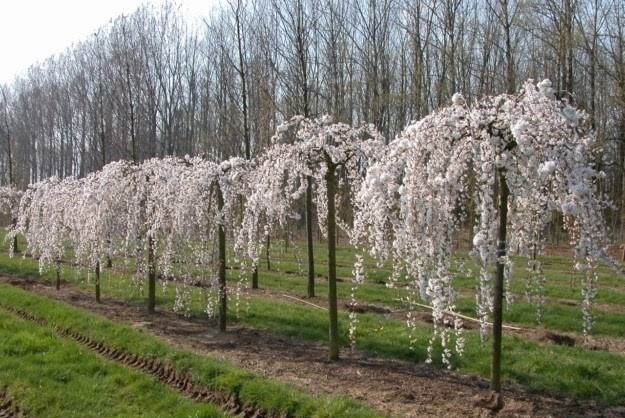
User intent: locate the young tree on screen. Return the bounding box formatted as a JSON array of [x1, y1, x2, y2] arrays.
[[355, 80, 614, 408], [239, 115, 384, 359], [13, 177, 76, 289], [136, 156, 250, 329], [68, 162, 136, 303]]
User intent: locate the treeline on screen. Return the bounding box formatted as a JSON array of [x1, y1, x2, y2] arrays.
[[0, 0, 624, 234]]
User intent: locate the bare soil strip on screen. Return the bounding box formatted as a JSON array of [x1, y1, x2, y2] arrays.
[[3, 276, 625, 418], [0, 304, 267, 418], [0, 390, 23, 418]]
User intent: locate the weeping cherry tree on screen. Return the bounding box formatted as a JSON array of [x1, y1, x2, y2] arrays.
[[239, 115, 385, 360], [354, 80, 614, 408]]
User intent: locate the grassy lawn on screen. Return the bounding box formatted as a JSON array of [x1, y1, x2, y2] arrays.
[[0, 284, 382, 418], [2, 232, 625, 406], [260, 241, 625, 337], [0, 307, 226, 418]]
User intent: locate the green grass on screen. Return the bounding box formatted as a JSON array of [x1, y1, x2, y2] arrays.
[[0, 308, 226, 418], [257, 241, 625, 338], [2, 232, 625, 406], [0, 284, 383, 418]]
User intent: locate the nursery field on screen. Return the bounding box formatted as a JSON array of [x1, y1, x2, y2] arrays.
[[1, 232, 624, 418]]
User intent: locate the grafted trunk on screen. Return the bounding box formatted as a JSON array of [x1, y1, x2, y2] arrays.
[[55, 265, 61, 290], [252, 266, 259, 289], [491, 167, 509, 409], [306, 177, 315, 298], [217, 183, 227, 332], [147, 236, 156, 313], [326, 163, 339, 361], [11, 217, 18, 254], [95, 261, 101, 304], [265, 234, 271, 271]]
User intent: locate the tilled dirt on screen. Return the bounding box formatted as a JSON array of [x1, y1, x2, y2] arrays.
[[0, 390, 23, 418], [2, 276, 624, 418]]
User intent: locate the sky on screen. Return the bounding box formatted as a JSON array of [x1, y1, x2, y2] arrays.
[[0, 0, 219, 84]]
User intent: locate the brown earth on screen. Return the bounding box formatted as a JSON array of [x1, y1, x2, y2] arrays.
[[0, 389, 23, 418], [2, 276, 624, 418]]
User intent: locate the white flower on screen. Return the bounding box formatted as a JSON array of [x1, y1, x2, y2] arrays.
[[538, 161, 556, 176], [451, 93, 465, 106], [561, 201, 578, 215], [537, 79, 555, 98]]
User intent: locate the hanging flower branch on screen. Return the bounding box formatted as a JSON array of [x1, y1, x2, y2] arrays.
[[354, 80, 614, 374], [238, 115, 385, 360]]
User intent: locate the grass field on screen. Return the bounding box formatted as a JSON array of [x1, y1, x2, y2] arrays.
[[0, 306, 227, 418], [1, 231, 625, 410], [0, 283, 382, 418]]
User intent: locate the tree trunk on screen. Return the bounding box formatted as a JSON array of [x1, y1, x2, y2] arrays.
[[95, 261, 101, 304], [217, 183, 227, 332], [252, 266, 259, 289], [105, 241, 113, 268], [11, 217, 18, 254], [147, 236, 156, 313], [265, 234, 271, 271], [306, 176, 315, 298], [326, 163, 339, 361], [55, 265, 61, 291], [491, 167, 509, 409]]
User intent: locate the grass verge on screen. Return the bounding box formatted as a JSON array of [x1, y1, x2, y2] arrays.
[[0, 283, 383, 418]]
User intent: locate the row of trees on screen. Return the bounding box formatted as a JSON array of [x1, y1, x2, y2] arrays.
[[1, 0, 625, 236], [6, 157, 251, 328], [1, 80, 615, 409]]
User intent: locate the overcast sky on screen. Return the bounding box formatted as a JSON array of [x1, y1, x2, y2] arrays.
[[0, 0, 219, 84]]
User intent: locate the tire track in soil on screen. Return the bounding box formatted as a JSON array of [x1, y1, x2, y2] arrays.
[[0, 390, 24, 418], [0, 305, 267, 418]]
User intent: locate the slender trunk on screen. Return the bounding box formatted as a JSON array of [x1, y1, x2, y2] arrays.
[[235, 1, 251, 161], [326, 162, 339, 361], [95, 261, 101, 304], [126, 64, 137, 163], [55, 265, 61, 290], [306, 177, 315, 298], [265, 234, 271, 270], [11, 218, 18, 253], [491, 167, 509, 409], [217, 184, 227, 332], [147, 236, 156, 313], [105, 239, 113, 268], [252, 266, 258, 289]]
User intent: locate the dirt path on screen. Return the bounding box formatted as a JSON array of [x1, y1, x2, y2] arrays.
[[2, 276, 623, 418], [0, 389, 23, 418]]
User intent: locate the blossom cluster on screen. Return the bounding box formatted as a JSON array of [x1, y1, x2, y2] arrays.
[[354, 80, 611, 363], [236, 115, 386, 265], [10, 157, 251, 315]]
